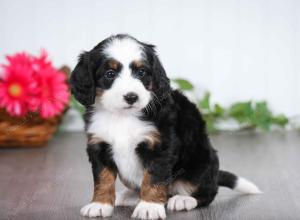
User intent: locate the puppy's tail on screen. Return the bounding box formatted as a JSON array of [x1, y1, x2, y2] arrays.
[[218, 170, 262, 194]]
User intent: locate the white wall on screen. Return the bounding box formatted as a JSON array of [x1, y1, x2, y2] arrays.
[[1, 0, 299, 118]]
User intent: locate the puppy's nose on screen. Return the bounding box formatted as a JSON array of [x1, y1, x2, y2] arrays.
[[123, 92, 138, 105]]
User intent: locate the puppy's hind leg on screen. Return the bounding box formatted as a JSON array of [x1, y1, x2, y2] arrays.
[[167, 181, 199, 211], [167, 178, 218, 211]]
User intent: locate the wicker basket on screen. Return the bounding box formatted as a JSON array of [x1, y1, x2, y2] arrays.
[[0, 109, 65, 148], [0, 65, 71, 148]]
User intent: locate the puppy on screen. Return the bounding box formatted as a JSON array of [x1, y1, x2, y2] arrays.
[[70, 34, 261, 219]]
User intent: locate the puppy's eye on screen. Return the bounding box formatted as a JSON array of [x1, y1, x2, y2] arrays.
[[105, 70, 116, 79], [137, 68, 146, 78]]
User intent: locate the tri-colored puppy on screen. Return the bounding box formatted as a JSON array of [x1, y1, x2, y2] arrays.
[[70, 34, 261, 219]]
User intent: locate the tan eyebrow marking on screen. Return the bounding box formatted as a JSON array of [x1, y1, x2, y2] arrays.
[[107, 59, 120, 70], [132, 60, 144, 68]]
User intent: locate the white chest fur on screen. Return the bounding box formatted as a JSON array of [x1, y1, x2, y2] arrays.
[[88, 110, 156, 189]]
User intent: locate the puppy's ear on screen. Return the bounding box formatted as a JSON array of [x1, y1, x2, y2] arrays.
[[70, 52, 95, 106], [150, 48, 171, 100]]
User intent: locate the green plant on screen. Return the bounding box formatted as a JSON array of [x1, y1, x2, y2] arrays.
[[173, 78, 289, 134], [70, 95, 85, 115], [172, 78, 194, 91]]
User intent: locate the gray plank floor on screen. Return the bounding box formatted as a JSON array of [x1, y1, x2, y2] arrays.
[[1, 131, 300, 220]]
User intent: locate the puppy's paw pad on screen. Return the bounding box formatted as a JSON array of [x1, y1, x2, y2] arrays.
[[80, 202, 113, 217], [115, 189, 139, 206], [132, 200, 166, 219], [167, 195, 197, 211]]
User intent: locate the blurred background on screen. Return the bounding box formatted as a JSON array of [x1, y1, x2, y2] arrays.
[[0, 0, 299, 132], [1, 1, 300, 219]]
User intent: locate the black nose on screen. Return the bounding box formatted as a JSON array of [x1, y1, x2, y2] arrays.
[[123, 92, 138, 105]]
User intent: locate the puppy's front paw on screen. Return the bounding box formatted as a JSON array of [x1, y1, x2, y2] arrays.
[[132, 200, 166, 219], [80, 202, 113, 217]]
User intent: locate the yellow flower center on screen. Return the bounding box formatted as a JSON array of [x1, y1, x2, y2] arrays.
[[8, 83, 22, 97]]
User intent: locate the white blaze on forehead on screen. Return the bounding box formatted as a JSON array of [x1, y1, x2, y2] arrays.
[[104, 37, 143, 65]]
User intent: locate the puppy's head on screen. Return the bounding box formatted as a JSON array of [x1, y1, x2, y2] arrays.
[[70, 34, 170, 113]]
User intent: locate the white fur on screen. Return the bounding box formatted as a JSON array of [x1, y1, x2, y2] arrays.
[[80, 202, 113, 217], [88, 108, 157, 189], [104, 37, 143, 65], [234, 177, 262, 194], [101, 37, 151, 112], [167, 195, 198, 211], [132, 200, 166, 220], [115, 188, 139, 206]]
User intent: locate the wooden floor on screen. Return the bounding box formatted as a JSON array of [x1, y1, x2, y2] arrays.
[[1, 131, 300, 220]]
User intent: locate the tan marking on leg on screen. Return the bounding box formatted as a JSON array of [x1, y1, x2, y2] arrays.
[[92, 168, 117, 205], [140, 171, 167, 203]]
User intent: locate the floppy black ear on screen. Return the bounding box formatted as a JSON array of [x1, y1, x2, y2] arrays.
[[151, 50, 171, 100], [70, 52, 95, 106]]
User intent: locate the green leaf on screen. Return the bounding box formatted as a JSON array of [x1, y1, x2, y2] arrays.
[[228, 102, 253, 124], [253, 102, 272, 131], [272, 114, 289, 127], [254, 102, 271, 117], [199, 92, 211, 110], [213, 104, 225, 117], [70, 95, 85, 115], [173, 78, 194, 91], [203, 114, 218, 134]]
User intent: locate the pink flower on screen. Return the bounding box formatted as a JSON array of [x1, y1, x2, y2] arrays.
[[0, 53, 38, 116], [0, 51, 70, 118], [32, 53, 70, 118]]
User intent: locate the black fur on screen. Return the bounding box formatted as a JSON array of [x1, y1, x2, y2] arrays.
[[218, 170, 238, 189], [71, 34, 240, 209]]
